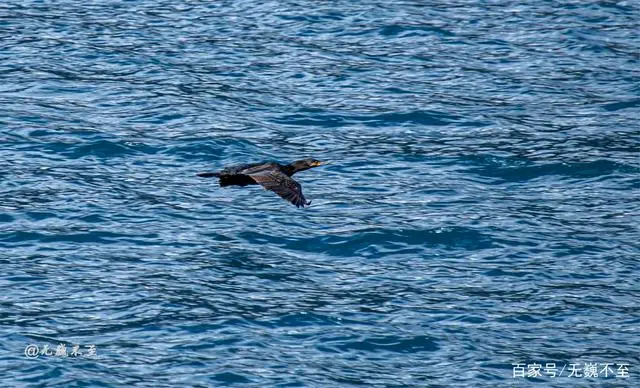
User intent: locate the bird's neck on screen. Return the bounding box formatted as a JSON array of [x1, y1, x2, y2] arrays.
[[283, 164, 297, 176]]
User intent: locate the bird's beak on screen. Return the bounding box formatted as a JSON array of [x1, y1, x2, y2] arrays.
[[315, 161, 330, 166]]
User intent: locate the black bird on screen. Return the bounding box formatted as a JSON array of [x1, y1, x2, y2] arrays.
[[197, 159, 327, 208]]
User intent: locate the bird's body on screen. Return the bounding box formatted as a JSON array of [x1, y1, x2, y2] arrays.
[[197, 159, 325, 208]]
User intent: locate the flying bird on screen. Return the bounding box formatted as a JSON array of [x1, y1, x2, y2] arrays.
[[197, 159, 327, 208]]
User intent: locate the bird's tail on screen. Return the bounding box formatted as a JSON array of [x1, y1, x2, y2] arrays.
[[197, 172, 220, 178]]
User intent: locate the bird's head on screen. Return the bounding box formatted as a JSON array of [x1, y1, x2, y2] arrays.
[[288, 158, 328, 174]]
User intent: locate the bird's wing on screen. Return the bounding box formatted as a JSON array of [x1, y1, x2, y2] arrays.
[[238, 163, 277, 175], [219, 163, 261, 175], [248, 170, 310, 208]]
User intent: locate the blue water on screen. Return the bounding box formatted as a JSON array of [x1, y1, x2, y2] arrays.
[[1, 1, 639, 386]]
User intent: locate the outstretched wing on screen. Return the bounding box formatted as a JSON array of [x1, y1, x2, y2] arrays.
[[249, 170, 310, 208]]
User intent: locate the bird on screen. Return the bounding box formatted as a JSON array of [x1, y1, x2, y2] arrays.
[[197, 159, 327, 208]]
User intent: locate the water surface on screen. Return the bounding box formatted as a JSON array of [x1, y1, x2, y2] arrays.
[[1, 0, 639, 386]]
